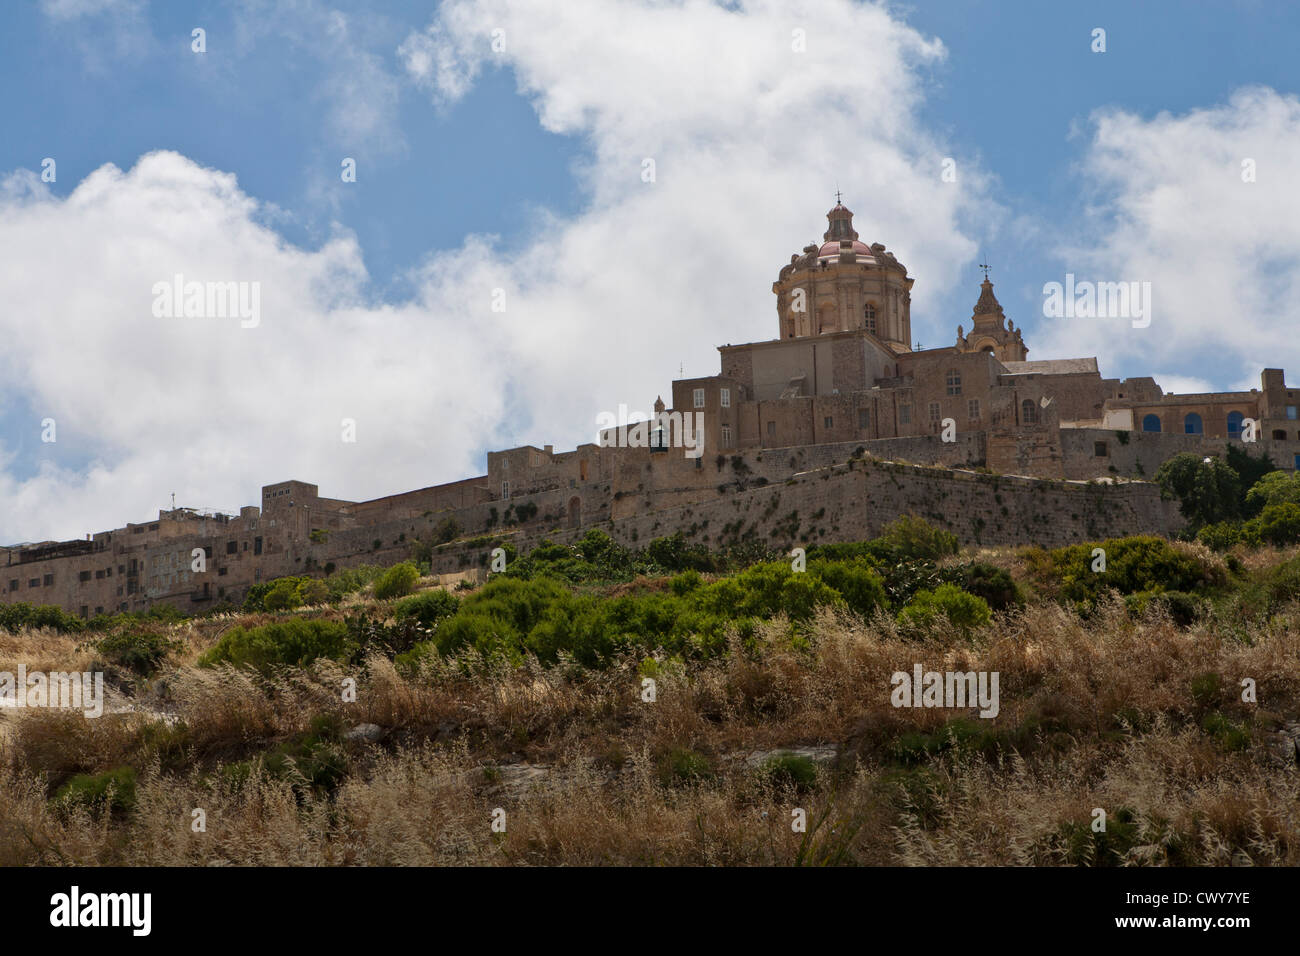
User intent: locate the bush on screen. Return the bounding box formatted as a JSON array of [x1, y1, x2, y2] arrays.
[[0, 603, 86, 635], [55, 767, 137, 814], [1250, 502, 1300, 546], [1023, 535, 1225, 610], [198, 618, 354, 672], [374, 562, 420, 600], [877, 514, 959, 562], [95, 631, 176, 676], [898, 584, 991, 634], [761, 752, 818, 792], [394, 589, 460, 628], [658, 748, 712, 787], [1196, 521, 1244, 552], [942, 562, 1023, 611]]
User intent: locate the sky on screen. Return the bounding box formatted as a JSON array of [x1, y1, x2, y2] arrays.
[[2, 0, 1300, 542]]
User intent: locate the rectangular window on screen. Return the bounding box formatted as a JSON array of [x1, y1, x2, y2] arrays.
[[693, 388, 705, 409], [1095, 441, 1109, 457], [501, 480, 511, 500], [1289, 406, 1297, 420], [43, 574, 53, 586], [766, 421, 776, 436], [226, 540, 238, 554], [929, 402, 941, 422], [823, 416, 833, 429], [946, 370, 962, 395], [79, 570, 91, 582], [968, 399, 980, 421], [858, 408, 870, 429], [899, 404, 912, 425], [720, 388, 731, 408], [29, 578, 39, 588], [721, 424, 732, 446], [8, 580, 17, 592], [253, 537, 262, 556], [95, 569, 105, 579]]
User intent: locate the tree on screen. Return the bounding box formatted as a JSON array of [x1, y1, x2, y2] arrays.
[[1244, 470, 1300, 513], [1154, 453, 1241, 533], [1226, 445, 1278, 515]]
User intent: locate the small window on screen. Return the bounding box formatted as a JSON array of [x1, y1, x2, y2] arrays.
[[767, 421, 776, 436], [43, 573, 54, 586], [1288, 406, 1297, 420], [1184, 413, 1203, 435], [79, 570, 91, 582], [864, 303, 876, 333], [1274, 429, 1288, 441], [693, 388, 705, 409], [253, 537, 262, 556], [1094, 441, 1109, 457], [929, 402, 941, 422], [858, 408, 870, 429], [946, 369, 962, 395], [29, 578, 39, 588], [823, 416, 833, 429], [1142, 414, 1161, 433], [8, 580, 16, 592], [95, 569, 105, 579], [1021, 399, 1039, 425], [968, 399, 980, 421], [899, 404, 912, 425], [501, 480, 511, 500], [720, 388, 731, 408], [721, 424, 733, 446], [227, 540, 238, 554]]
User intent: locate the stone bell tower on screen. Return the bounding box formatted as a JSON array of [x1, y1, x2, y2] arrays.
[[771, 198, 914, 353], [955, 271, 1027, 362]]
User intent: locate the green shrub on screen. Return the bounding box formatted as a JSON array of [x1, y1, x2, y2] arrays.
[[198, 618, 354, 672], [374, 562, 420, 600], [761, 752, 818, 792], [1196, 521, 1244, 552], [263, 577, 305, 611], [394, 589, 460, 628], [658, 748, 712, 787], [0, 602, 86, 635], [55, 767, 137, 814], [1250, 502, 1300, 546], [942, 562, 1023, 611], [1023, 535, 1224, 611], [877, 514, 959, 562], [95, 631, 176, 675], [898, 584, 991, 634]]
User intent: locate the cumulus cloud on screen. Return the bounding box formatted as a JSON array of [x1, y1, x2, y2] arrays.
[[2, 0, 998, 541], [1034, 87, 1300, 391]]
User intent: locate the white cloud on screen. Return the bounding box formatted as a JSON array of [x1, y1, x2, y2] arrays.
[[1035, 87, 1300, 391], [2, 0, 999, 541]]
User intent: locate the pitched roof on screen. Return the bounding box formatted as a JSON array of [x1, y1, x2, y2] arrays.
[[1001, 358, 1098, 376]]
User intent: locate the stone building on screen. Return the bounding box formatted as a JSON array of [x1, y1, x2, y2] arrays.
[[3, 198, 1296, 618]]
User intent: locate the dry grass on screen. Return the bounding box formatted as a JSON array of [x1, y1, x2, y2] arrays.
[[1, 579, 1299, 865]]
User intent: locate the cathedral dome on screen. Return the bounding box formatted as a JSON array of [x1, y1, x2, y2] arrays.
[[817, 238, 874, 259]]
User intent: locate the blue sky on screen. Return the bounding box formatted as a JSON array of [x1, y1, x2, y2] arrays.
[[3, 0, 1300, 540]]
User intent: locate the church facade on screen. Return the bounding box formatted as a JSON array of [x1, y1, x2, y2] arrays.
[[654, 200, 1300, 478]]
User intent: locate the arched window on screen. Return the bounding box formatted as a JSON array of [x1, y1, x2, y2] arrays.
[[1227, 411, 1244, 437], [1142, 414, 1162, 433], [1184, 413, 1203, 435], [946, 369, 961, 395], [863, 303, 876, 333], [1021, 399, 1038, 424]]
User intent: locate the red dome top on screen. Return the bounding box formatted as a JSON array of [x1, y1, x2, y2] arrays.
[[818, 239, 873, 259]]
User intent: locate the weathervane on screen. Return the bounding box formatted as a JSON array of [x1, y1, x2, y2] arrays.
[[835, 187, 843, 204], [979, 260, 991, 281]]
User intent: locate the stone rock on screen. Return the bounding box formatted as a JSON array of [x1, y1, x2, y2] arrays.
[[344, 722, 384, 743]]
